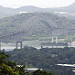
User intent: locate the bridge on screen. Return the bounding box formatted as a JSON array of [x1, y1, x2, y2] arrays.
[[0, 16, 75, 50]]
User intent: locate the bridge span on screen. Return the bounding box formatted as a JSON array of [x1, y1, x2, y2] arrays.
[[0, 17, 75, 50]]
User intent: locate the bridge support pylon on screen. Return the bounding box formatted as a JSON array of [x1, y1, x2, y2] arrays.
[[51, 36, 58, 43], [16, 41, 22, 49]]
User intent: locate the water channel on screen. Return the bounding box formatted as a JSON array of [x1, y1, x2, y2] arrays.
[[1, 40, 75, 51]]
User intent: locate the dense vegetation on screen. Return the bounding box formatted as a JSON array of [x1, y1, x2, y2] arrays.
[[0, 51, 20, 75], [0, 51, 53, 75], [0, 13, 75, 42], [6, 46, 75, 75]]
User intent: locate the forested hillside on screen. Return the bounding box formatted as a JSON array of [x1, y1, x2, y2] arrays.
[[0, 51, 53, 75], [0, 13, 75, 41], [7, 46, 75, 75]]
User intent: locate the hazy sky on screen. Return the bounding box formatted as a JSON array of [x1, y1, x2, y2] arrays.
[[0, 0, 75, 8]]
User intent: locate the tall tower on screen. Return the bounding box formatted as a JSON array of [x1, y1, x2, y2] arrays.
[[16, 41, 22, 49]]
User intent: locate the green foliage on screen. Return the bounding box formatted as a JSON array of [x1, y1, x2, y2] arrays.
[[7, 46, 75, 75], [0, 51, 53, 75], [0, 52, 11, 64], [0, 52, 19, 75], [0, 64, 19, 75], [32, 69, 53, 75]]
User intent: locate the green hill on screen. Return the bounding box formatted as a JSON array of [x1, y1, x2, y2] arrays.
[[0, 13, 75, 41]]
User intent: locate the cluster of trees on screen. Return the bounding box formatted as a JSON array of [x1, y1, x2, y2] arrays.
[[6, 46, 75, 75], [0, 51, 53, 75], [0, 51, 25, 75]]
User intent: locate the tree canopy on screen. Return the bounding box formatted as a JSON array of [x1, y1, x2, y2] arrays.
[[0, 51, 53, 75]]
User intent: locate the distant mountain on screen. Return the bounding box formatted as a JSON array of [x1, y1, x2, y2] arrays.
[[17, 3, 75, 13], [0, 3, 75, 18], [61, 2, 75, 13], [0, 6, 17, 18], [0, 13, 75, 42], [54, 3, 75, 18], [16, 6, 44, 13], [16, 6, 57, 13]]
